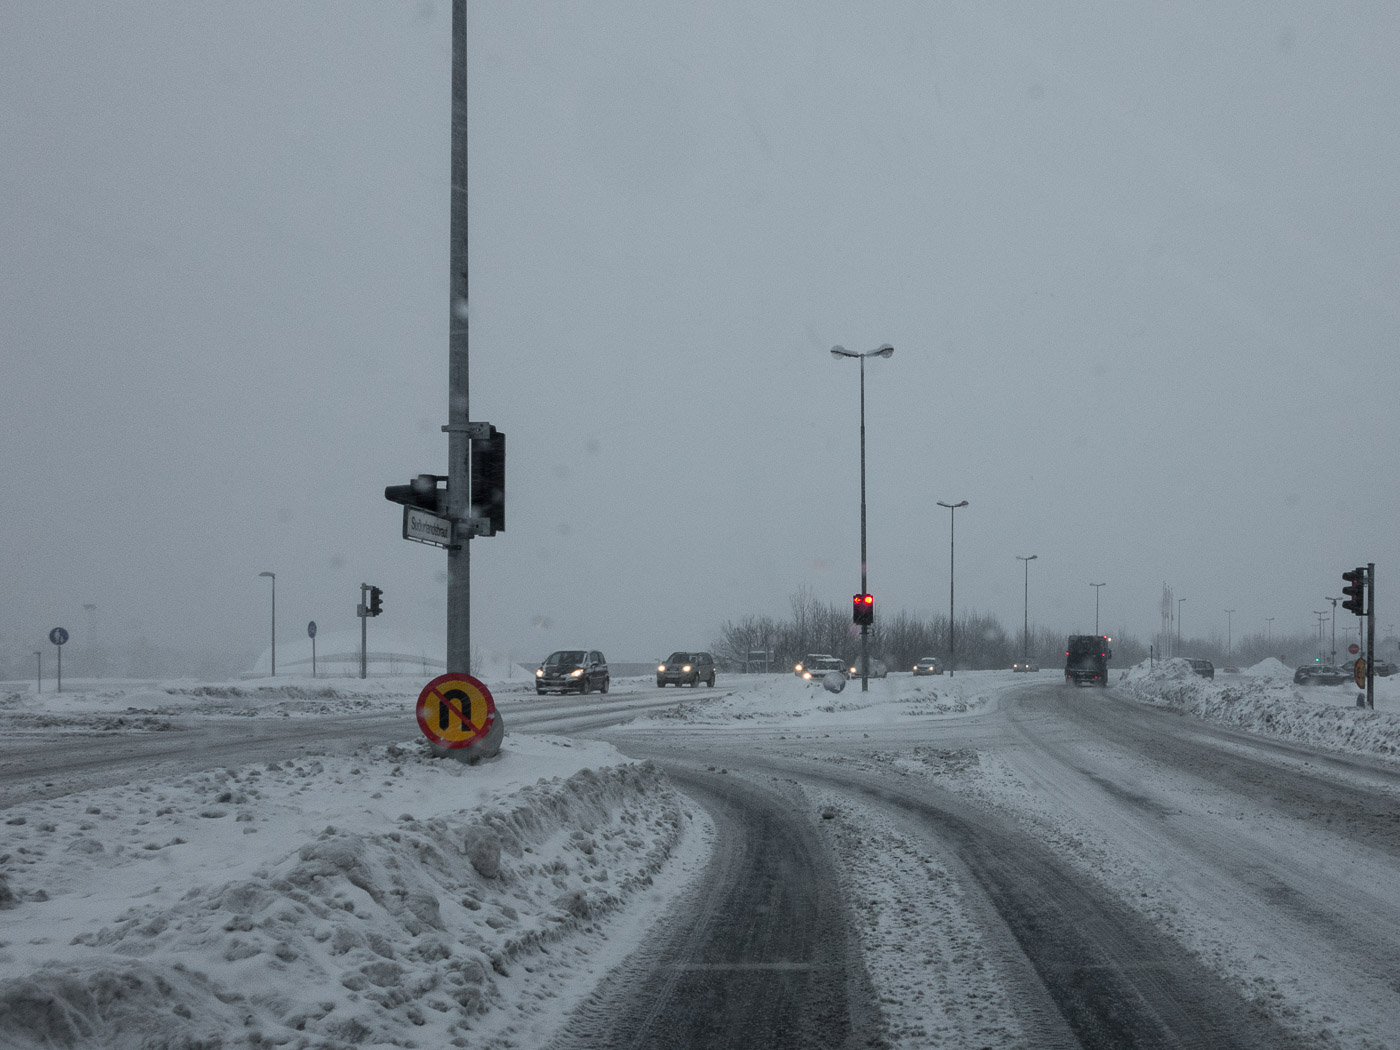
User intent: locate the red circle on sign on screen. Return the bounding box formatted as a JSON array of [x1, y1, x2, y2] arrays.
[[415, 673, 496, 749], [1349, 644, 1360, 655]]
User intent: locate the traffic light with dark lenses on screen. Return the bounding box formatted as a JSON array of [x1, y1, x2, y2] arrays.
[[1342, 568, 1366, 615]]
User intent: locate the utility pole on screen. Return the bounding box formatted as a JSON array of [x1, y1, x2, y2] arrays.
[[1091, 582, 1105, 635], [446, 0, 471, 677], [1225, 609, 1235, 658]]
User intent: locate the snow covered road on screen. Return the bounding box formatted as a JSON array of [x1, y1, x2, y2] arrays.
[[4, 662, 1400, 1048]]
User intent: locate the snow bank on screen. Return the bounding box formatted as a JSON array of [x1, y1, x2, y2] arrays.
[[0, 736, 694, 1049], [1118, 659, 1400, 761]]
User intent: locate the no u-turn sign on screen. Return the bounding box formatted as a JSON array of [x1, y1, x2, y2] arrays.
[[415, 673, 497, 749]]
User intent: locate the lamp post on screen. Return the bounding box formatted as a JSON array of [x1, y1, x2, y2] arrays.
[[1016, 554, 1037, 661], [937, 500, 968, 677], [1177, 597, 1186, 657], [33, 650, 41, 693], [1225, 609, 1235, 659], [258, 571, 276, 676], [1323, 598, 1338, 663], [1313, 611, 1329, 662], [1090, 582, 1105, 635], [831, 343, 894, 692], [1265, 617, 1274, 645]]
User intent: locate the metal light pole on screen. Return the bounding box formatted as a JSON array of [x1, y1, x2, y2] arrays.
[[1090, 582, 1105, 635], [937, 500, 968, 677], [258, 571, 276, 676], [1017, 554, 1038, 661], [33, 650, 41, 693], [1313, 611, 1329, 662], [1177, 597, 1186, 657], [1225, 609, 1235, 658], [831, 343, 894, 692], [1323, 598, 1338, 663], [1265, 617, 1274, 645]]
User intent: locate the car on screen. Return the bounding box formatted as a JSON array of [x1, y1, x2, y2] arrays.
[[657, 651, 716, 688], [536, 649, 610, 694], [1293, 663, 1351, 686], [795, 654, 845, 681], [1012, 661, 1039, 672], [847, 656, 888, 679], [912, 656, 944, 676], [1185, 658, 1215, 680], [1372, 660, 1398, 678]]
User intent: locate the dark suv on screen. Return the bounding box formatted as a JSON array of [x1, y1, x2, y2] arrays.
[[536, 650, 610, 695], [1185, 658, 1215, 680], [657, 651, 716, 688]]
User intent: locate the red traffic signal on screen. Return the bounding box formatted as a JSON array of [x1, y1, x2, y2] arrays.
[[1342, 568, 1366, 615], [853, 593, 874, 626]]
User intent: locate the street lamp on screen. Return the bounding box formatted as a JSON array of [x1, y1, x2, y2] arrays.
[[1314, 611, 1329, 662], [1016, 554, 1037, 661], [1177, 597, 1186, 657], [1323, 598, 1338, 663], [831, 343, 894, 692], [937, 500, 968, 677], [1225, 609, 1235, 658], [1090, 582, 1105, 635], [258, 571, 276, 676], [1265, 617, 1274, 645], [33, 650, 41, 694]]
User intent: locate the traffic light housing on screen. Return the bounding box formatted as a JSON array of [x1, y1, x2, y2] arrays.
[[368, 586, 383, 617], [385, 474, 447, 514], [853, 593, 874, 626], [1342, 567, 1366, 615], [471, 428, 505, 535]]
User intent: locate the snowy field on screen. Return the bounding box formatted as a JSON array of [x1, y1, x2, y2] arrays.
[[3, 659, 1399, 1048]]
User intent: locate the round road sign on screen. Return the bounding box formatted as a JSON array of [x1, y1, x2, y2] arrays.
[[1348, 643, 1360, 655], [416, 673, 496, 749], [1354, 657, 1367, 690], [49, 627, 69, 646], [307, 621, 317, 639]]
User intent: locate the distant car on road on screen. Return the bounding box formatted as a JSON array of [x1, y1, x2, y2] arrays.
[[1293, 663, 1350, 686], [657, 651, 716, 688], [536, 649, 610, 695], [1372, 660, 1399, 678], [1012, 661, 1040, 673], [912, 656, 944, 676], [795, 654, 845, 682], [847, 656, 888, 679], [1185, 658, 1215, 680]]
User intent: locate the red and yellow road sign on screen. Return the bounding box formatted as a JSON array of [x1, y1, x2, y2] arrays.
[[1354, 657, 1367, 690], [416, 673, 496, 749]]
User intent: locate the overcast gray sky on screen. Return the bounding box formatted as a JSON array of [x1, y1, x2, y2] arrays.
[[3, 1, 1398, 671]]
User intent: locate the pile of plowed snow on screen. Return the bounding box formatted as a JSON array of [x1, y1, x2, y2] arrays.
[[0, 736, 700, 1049], [1119, 659, 1400, 761]]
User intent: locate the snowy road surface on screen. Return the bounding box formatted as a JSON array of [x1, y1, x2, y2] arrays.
[[2, 662, 1399, 1047]]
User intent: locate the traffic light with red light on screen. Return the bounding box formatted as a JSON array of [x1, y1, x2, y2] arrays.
[[853, 593, 874, 626], [1342, 568, 1366, 615]]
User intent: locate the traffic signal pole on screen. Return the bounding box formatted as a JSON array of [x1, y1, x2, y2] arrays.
[[1368, 563, 1376, 710], [446, 0, 471, 679]]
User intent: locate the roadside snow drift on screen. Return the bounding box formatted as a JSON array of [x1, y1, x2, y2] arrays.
[[0, 734, 693, 1049]]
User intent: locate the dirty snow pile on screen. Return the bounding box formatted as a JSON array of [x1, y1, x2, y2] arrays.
[[1118, 658, 1400, 760], [633, 671, 1002, 727], [0, 732, 704, 1049]]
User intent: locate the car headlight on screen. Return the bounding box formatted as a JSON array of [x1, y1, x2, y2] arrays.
[[794, 664, 803, 673], [570, 668, 583, 677], [536, 669, 544, 678], [658, 664, 666, 673], [682, 665, 691, 673], [802, 671, 812, 680]]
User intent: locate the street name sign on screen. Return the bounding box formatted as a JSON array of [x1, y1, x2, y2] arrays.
[[403, 506, 454, 548]]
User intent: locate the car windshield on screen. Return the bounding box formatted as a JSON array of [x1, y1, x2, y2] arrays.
[[8, 6, 1398, 1048]]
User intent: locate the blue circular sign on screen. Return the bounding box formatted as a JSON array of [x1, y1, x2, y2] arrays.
[[49, 627, 69, 646], [307, 621, 317, 639]]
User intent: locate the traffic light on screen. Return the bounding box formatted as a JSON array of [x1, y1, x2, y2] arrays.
[[471, 427, 505, 535], [1342, 568, 1366, 615], [853, 593, 874, 626], [385, 474, 447, 514], [368, 586, 383, 617]]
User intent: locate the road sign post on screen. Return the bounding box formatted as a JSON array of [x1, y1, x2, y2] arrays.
[[49, 627, 68, 693], [308, 621, 317, 678]]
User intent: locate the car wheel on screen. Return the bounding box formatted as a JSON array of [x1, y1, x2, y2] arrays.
[[536, 685, 545, 695], [706, 673, 715, 687], [601, 676, 609, 694], [657, 679, 665, 688]]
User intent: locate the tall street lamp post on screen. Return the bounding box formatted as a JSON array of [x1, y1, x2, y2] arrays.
[[937, 501, 968, 677], [831, 343, 894, 692], [1314, 611, 1329, 662], [258, 571, 276, 677], [1225, 609, 1235, 658], [1323, 597, 1338, 663], [1016, 555, 1037, 661], [1090, 582, 1105, 635], [33, 650, 41, 693], [1177, 597, 1186, 658], [1266, 617, 1274, 645]]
